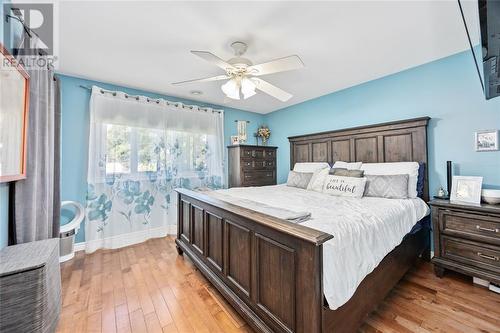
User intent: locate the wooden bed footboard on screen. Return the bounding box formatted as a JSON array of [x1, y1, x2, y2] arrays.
[[175, 188, 333, 333]]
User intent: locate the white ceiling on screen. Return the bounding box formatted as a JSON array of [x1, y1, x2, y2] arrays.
[[58, 1, 475, 114]]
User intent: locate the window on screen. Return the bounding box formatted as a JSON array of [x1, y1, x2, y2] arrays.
[[137, 128, 161, 172], [104, 124, 209, 177], [106, 124, 131, 173]]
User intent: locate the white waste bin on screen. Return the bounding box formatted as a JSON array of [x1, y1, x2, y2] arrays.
[[59, 201, 84, 262]]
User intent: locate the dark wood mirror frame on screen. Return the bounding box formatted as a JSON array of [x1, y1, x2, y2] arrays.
[[0, 42, 30, 183]]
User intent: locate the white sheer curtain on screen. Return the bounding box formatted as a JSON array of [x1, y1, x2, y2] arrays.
[[85, 86, 224, 253]]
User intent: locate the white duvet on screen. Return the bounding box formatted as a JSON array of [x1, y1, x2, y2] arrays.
[[210, 184, 429, 310]]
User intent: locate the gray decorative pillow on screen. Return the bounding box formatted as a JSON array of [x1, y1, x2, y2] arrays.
[[287, 171, 314, 189], [364, 174, 409, 199], [329, 168, 365, 178]]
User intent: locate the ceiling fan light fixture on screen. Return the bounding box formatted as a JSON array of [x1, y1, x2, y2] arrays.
[[176, 43, 304, 102], [241, 77, 257, 99], [243, 89, 256, 100], [221, 79, 240, 100]]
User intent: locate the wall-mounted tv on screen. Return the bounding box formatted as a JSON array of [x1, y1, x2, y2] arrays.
[[459, 0, 500, 100]]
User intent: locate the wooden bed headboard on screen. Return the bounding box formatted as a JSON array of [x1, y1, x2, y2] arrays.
[[288, 117, 430, 200]]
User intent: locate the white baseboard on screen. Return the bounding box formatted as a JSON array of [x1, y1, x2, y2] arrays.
[[74, 242, 86, 252], [73, 225, 178, 253]]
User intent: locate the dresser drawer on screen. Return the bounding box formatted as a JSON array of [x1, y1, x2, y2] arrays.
[[442, 236, 500, 272], [242, 148, 264, 159], [241, 148, 275, 159], [263, 149, 275, 159], [242, 160, 275, 170], [440, 210, 500, 245], [242, 171, 275, 185]]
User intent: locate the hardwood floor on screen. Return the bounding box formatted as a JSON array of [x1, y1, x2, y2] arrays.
[[57, 236, 500, 333]]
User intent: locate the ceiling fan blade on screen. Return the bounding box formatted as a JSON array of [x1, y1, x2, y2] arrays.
[[172, 74, 230, 86], [191, 51, 236, 72], [248, 55, 304, 76], [253, 78, 292, 102]]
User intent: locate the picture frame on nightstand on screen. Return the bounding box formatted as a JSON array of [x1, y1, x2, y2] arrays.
[[450, 176, 483, 206]]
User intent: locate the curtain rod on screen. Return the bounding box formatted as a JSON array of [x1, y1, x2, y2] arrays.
[[5, 11, 38, 39], [78, 85, 223, 114]]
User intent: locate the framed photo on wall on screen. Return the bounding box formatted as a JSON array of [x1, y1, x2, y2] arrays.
[[475, 130, 498, 151], [450, 176, 483, 206], [0, 43, 30, 182]]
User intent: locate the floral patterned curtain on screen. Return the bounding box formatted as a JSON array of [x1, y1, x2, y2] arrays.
[[85, 86, 224, 253]]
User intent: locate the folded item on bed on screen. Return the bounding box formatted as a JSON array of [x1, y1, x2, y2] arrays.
[[204, 191, 312, 223]]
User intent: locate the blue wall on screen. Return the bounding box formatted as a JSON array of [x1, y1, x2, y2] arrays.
[[266, 51, 500, 194], [58, 74, 264, 243], [7, 49, 500, 248]]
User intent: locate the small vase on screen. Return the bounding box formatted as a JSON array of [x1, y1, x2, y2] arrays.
[[262, 138, 268, 146]]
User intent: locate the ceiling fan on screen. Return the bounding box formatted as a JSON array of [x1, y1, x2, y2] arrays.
[[172, 41, 304, 102]]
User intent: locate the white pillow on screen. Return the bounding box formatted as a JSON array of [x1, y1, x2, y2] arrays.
[[307, 168, 330, 192], [360, 162, 419, 198], [293, 162, 330, 173], [322, 175, 367, 198], [332, 161, 363, 170]]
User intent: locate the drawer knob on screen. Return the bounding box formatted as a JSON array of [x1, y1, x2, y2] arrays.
[[477, 252, 500, 262], [476, 225, 499, 233]]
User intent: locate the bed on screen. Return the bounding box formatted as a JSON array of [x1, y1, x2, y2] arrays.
[[175, 117, 431, 333]]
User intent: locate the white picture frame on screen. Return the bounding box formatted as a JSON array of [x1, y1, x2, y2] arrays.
[[236, 120, 248, 143], [450, 176, 483, 205], [230, 136, 239, 145], [475, 130, 498, 151]]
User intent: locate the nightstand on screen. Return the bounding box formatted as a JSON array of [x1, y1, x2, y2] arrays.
[[430, 199, 500, 284]]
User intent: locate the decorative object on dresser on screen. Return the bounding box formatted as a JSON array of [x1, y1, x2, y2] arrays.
[[430, 199, 500, 287], [231, 135, 240, 145], [475, 129, 498, 151], [482, 189, 500, 205], [450, 176, 483, 206], [434, 160, 453, 199], [0, 239, 61, 332], [228, 144, 277, 188], [257, 125, 271, 146]]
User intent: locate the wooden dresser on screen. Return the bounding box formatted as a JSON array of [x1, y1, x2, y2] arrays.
[[227, 144, 277, 188], [430, 199, 500, 284]]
